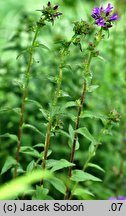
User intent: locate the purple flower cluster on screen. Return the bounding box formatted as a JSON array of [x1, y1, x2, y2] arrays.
[[92, 3, 119, 29], [109, 196, 126, 200]]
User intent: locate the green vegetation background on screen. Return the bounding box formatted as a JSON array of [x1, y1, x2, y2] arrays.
[[0, 0, 126, 199]]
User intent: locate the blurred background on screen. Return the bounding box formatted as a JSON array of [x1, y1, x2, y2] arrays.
[[0, 0, 126, 199]]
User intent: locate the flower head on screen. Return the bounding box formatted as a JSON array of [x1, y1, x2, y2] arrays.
[[92, 3, 119, 29], [37, 1, 62, 26]]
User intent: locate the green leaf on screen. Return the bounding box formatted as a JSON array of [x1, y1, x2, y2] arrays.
[[0, 133, 18, 143], [62, 101, 77, 109], [33, 143, 45, 148], [77, 127, 96, 143], [80, 111, 106, 121], [0, 170, 52, 200], [51, 159, 75, 172], [71, 170, 102, 182], [38, 43, 50, 51], [32, 186, 53, 200], [27, 99, 42, 109], [47, 177, 66, 194], [20, 146, 40, 158], [41, 150, 52, 159], [23, 124, 44, 137], [72, 187, 94, 199], [88, 143, 96, 157], [26, 160, 35, 172], [87, 85, 99, 92], [68, 124, 79, 150], [39, 108, 48, 120], [88, 163, 105, 172], [1, 156, 17, 175], [0, 107, 20, 114]]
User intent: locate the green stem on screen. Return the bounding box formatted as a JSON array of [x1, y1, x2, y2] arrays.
[[41, 62, 63, 185], [14, 26, 39, 178]]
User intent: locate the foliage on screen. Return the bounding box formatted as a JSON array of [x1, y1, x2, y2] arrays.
[[0, 0, 126, 200]]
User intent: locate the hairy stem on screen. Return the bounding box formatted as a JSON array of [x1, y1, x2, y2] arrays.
[[41, 63, 63, 184], [64, 28, 103, 199], [64, 78, 87, 199], [14, 27, 39, 178]]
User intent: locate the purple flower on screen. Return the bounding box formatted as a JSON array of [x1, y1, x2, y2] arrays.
[[53, 5, 58, 10], [47, 1, 51, 7], [53, 12, 62, 17], [108, 196, 126, 200], [109, 13, 119, 21], [91, 3, 119, 29], [105, 3, 113, 16], [96, 17, 106, 26]]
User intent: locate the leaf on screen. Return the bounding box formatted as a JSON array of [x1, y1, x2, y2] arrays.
[[80, 111, 106, 121], [73, 187, 94, 199], [38, 43, 50, 51], [47, 177, 66, 194], [39, 108, 48, 120], [27, 99, 42, 109], [0, 107, 20, 115], [41, 150, 52, 159], [33, 143, 45, 148], [68, 124, 79, 150], [51, 159, 75, 172], [23, 124, 44, 137], [62, 101, 77, 110], [32, 186, 53, 200], [77, 127, 96, 143], [0, 170, 52, 200], [71, 170, 102, 182], [0, 133, 18, 143], [26, 160, 35, 172], [87, 85, 99, 92], [88, 163, 105, 172], [20, 146, 40, 158], [88, 142, 96, 157], [1, 156, 17, 175]]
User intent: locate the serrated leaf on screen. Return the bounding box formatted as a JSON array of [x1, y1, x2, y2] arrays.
[[0, 133, 18, 143], [51, 159, 75, 172], [77, 127, 96, 143], [20, 146, 40, 158], [71, 170, 102, 182], [1, 156, 17, 175], [88, 163, 105, 172], [47, 177, 66, 194], [23, 124, 44, 137]]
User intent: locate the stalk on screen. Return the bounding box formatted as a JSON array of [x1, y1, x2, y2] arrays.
[[64, 55, 91, 199], [64, 29, 103, 199], [14, 27, 39, 178], [41, 61, 63, 185]]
